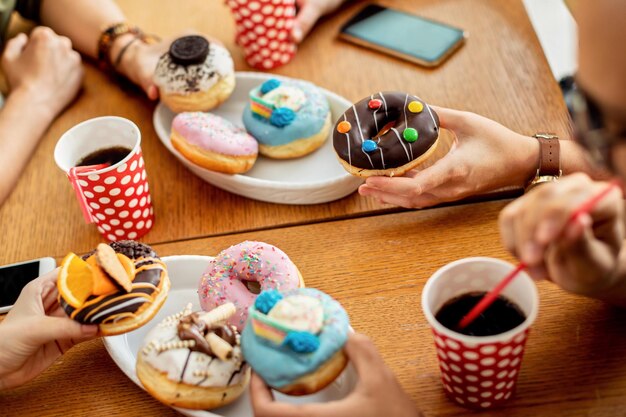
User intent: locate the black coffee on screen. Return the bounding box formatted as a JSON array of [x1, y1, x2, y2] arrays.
[[435, 292, 526, 336], [77, 146, 131, 167]]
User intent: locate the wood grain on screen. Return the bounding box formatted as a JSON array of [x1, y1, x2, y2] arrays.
[[0, 0, 571, 265], [3, 202, 626, 416]]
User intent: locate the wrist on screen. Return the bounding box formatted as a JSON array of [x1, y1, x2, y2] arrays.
[[513, 134, 541, 187], [6, 87, 56, 123]]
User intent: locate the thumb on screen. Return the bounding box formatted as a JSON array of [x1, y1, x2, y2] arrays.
[[27, 317, 98, 346], [344, 333, 388, 377], [292, 2, 323, 43], [2, 33, 28, 65], [429, 105, 467, 133]]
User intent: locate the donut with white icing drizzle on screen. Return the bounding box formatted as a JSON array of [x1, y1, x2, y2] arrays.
[[333, 92, 440, 177], [136, 303, 250, 410]]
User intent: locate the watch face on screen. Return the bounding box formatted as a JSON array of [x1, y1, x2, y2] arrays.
[[525, 175, 559, 193]]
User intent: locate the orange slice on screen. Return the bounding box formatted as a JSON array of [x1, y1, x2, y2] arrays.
[[87, 253, 136, 296], [58, 253, 94, 308]]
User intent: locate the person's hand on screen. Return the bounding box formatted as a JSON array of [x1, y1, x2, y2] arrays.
[[0, 270, 98, 390], [499, 173, 625, 299], [358, 107, 539, 208], [1, 27, 83, 121], [292, 0, 347, 43], [251, 333, 422, 417]]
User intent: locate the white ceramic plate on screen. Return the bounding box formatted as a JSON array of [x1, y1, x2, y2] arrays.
[[153, 72, 363, 205], [104, 255, 358, 417]]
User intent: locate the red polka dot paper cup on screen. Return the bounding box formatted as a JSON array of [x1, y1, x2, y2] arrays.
[[226, 0, 297, 70], [421, 258, 539, 409], [54, 117, 154, 241]]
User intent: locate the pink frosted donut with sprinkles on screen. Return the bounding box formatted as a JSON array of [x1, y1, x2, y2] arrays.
[[198, 241, 304, 331], [333, 92, 441, 177], [171, 112, 258, 174]]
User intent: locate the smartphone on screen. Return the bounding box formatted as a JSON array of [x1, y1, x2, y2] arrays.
[[339, 4, 467, 67], [0, 257, 56, 313]]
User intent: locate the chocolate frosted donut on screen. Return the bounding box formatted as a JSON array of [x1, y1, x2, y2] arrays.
[[333, 92, 440, 177]]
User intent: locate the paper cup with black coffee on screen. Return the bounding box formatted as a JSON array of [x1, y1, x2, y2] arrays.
[[421, 257, 539, 409], [54, 116, 154, 241]]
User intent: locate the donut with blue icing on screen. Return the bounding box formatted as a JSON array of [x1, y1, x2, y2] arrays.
[[242, 78, 331, 159], [333, 92, 441, 177], [241, 288, 349, 395]]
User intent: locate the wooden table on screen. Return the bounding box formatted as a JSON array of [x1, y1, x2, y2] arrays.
[[5, 1, 619, 417], [3, 203, 626, 417], [0, 0, 570, 264]]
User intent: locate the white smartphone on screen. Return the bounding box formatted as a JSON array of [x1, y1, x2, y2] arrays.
[[0, 257, 56, 313]]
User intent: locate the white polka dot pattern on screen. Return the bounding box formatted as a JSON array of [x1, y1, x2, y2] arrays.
[[226, 0, 297, 69], [73, 150, 154, 241], [432, 328, 530, 409]]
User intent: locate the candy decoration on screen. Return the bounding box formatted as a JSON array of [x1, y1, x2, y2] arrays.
[[408, 100, 424, 113], [368, 99, 382, 110], [362, 139, 378, 152], [270, 107, 296, 127], [261, 79, 281, 94], [255, 290, 284, 314], [337, 121, 351, 134], [403, 128, 418, 143], [283, 331, 320, 353]]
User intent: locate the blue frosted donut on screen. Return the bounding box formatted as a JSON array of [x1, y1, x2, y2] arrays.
[[242, 78, 331, 158], [241, 288, 349, 391]]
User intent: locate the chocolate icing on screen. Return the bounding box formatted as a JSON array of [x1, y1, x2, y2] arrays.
[[63, 240, 165, 324], [177, 313, 238, 357], [169, 36, 210, 65], [333, 92, 439, 170]]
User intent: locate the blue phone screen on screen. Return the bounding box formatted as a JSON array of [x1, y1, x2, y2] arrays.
[[343, 9, 464, 62]]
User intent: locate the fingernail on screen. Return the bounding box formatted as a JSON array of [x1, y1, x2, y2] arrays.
[[82, 325, 98, 335], [293, 27, 303, 43], [523, 242, 541, 263]]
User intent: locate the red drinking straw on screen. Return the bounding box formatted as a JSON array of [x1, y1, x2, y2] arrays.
[[457, 178, 622, 331]]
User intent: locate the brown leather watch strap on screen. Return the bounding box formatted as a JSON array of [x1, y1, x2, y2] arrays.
[[536, 135, 561, 176]]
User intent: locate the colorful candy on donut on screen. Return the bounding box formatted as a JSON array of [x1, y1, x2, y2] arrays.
[[243, 78, 331, 159], [333, 92, 440, 177], [198, 241, 304, 331], [241, 288, 350, 396]]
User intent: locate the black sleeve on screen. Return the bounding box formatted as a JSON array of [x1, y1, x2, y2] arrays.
[[15, 0, 42, 23]]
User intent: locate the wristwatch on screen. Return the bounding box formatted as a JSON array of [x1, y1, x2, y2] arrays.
[[525, 133, 561, 192]]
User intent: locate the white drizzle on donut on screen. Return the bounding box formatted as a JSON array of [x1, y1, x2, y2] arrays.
[[352, 105, 374, 168]]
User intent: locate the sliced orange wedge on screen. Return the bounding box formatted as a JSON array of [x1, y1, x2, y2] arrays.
[[87, 253, 136, 296], [58, 253, 94, 308]]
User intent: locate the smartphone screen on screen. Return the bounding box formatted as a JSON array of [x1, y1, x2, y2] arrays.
[[0, 259, 56, 310], [340, 5, 466, 66]]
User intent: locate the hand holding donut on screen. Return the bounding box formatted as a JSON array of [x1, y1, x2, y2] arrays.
[[250, 333, 423, 417], [0, 270, 98, 390], [359, 107, 541, 208]]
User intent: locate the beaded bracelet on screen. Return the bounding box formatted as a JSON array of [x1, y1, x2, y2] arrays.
[[97, 22, 159, 72]]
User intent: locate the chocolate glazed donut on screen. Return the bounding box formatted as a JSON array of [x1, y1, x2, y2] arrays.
[[333, 92, 440, 177]]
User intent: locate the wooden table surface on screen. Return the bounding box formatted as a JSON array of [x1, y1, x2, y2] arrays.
[[5, 1, 617, 416], [0, 0, 571, 265], [3, 202, 626, 417]]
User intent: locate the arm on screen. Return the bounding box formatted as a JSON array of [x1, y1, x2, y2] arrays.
[[38, 0, 168, 100], [499, 173, 626, 306], [0, 28, 82, 206], [359, 107, 608, 208], [293, 0, 348, 42]]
